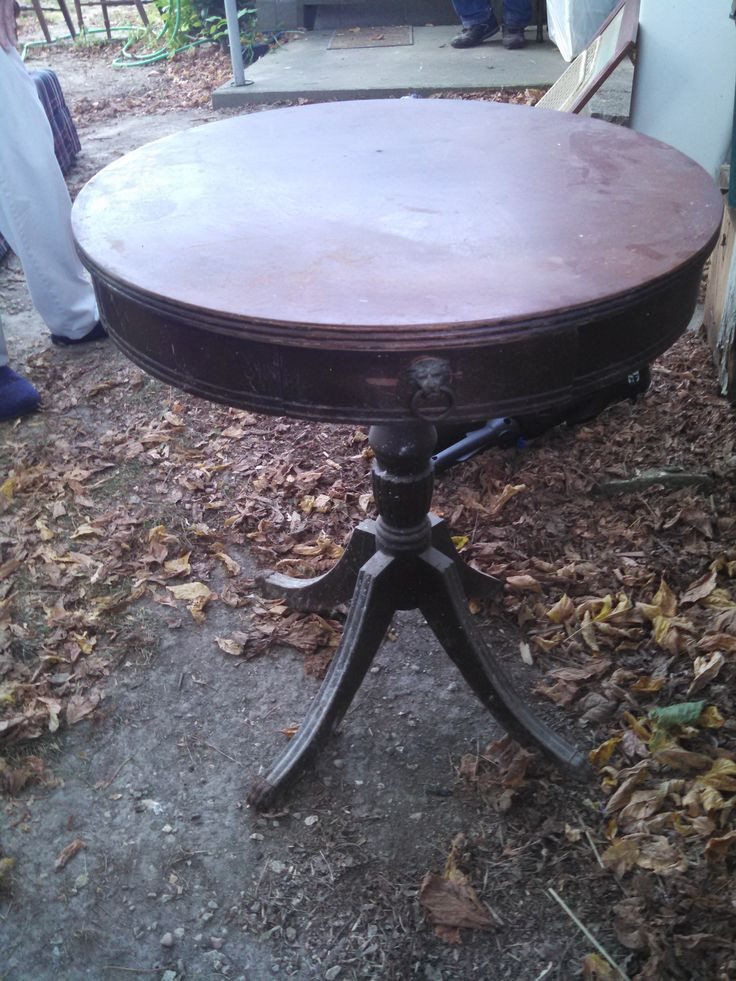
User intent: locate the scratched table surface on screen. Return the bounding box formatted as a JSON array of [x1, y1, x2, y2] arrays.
[[72, 99, 722, 423]]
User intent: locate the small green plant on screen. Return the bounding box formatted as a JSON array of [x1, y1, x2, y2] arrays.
[[152, 0, 202, 48], [202, 7, 255, 45], [150, 0, 255, 53]]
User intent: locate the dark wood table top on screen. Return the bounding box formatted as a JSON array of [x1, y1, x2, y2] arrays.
[[72, 99, 722, 423]]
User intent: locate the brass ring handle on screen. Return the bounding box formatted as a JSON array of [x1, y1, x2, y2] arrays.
[[410, 385, 455, 420], [408, 356, 455, 420]]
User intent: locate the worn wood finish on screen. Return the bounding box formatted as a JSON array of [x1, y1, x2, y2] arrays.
[[248, 422, 588, 809], [73, 99, 721, 424], [72, 100, 723, 806]]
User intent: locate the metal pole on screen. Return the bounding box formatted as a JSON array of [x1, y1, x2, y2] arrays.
[[223, 0, 246, 87]]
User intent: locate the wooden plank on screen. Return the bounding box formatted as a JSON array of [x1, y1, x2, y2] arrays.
[[29, 0, 52, 40], [57, 0, 76, 36], [704, 203, 736, 402], [99, 0, 112, 37]]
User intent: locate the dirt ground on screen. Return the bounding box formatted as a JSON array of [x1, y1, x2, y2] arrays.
[[2, 31, 736, 981]]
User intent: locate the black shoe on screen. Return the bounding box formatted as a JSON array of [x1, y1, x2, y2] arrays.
[[451, 21, 499, 48], [51, 321, 108, 346], [502, 26, 526, 49]]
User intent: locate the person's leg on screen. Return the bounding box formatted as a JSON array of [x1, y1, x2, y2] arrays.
[[503, 0, 530, 28], [0, 47, 99, 341], [502, 0, 531, 47], [0, 312, 40, 420], [451, 0, 499, 46], [452, 0, 496, 27]]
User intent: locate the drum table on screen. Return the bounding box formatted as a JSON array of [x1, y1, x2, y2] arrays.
[[72, 100, 722, 808]]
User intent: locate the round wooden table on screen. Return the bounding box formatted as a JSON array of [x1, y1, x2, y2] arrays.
[[73, 99, 722, 807]]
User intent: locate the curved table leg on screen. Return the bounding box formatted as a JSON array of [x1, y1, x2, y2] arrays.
[[249, 421, 587, 810], [417, 547, 590, 777], [248, 550, 396, 809], [428, 514, 503, 600], [258, 519, 377, 611]]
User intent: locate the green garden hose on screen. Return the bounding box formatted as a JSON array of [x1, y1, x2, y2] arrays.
[[21, 1, 297, 68], [21, 0, 212, 67], [111, 0, 211, 68]]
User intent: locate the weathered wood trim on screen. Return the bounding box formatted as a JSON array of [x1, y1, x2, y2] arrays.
[[704, 203, 736, 402]]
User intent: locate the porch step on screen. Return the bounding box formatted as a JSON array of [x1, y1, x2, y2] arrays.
[[213, 25, 565, 107]]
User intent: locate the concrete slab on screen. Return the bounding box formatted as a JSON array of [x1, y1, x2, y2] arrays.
[[213, 26, 566, 107], [585, 57, 634, 125]]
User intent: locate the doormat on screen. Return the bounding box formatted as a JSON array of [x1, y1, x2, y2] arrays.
[[328, 25, 414, 49]]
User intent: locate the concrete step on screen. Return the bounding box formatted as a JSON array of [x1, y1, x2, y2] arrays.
[[214, 26, 564, 106]]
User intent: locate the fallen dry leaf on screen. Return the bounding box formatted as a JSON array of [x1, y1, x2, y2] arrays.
[[55, 838, 86, 870], [637, 579, 678, 621], [66, 689, 102, 725], [505, 574, 542, 593], [696, 632, 736, 654], [704, 829, 736, 861], [582, 952, 617, 980], [680, 568, 718, 605], [688, 651, 725, 695], [214, 551, 240, 576], [163, 552, 191, 576], [166, 581, 213, 602], [166, 581, 215, 622], [547, 593, 575, 624], [589, 734, 622, 769], [215, 636, 245, 657], [0, 558, 21, 581], [0, 755, 46, 795], [635, 835, 687, 875], [602, 836, 641, 877], [488, 483, 525, 516], [418, 870, 494, 942]]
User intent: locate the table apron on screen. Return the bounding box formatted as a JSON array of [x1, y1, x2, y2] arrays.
[[91, 261, 703, 424]]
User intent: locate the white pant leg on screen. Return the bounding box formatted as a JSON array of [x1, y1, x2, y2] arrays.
[[0, 47, 98, 343]]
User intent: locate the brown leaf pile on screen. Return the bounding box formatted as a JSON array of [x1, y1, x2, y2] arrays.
[[0, 349, 370, 750], [431, 85, 547, 105], [68, 44, 237, 121], [429, 332, 736, 977]]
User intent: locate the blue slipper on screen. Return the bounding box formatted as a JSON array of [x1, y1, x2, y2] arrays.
[[51, 321, 108, 346], [0, 366, 40, 421]]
